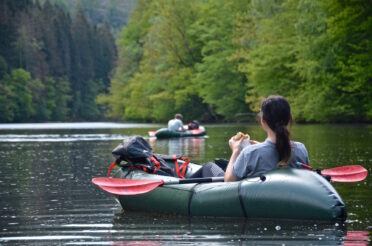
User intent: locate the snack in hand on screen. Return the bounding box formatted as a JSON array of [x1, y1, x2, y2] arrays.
[[233, 132, 250, 141], [233, 132, 251, 149]]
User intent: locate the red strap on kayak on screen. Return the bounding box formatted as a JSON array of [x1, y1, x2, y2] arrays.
[[174, 155, 181, 178], [179, 156, 190, 178], [173, 155, 190, 179], [107, 162, 117, 177], [149, 156, 161, 174], [149, 156, 161, 168]]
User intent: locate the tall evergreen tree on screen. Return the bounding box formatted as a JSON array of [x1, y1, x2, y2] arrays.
[[95, 21, 117, 89], [70, 7, 105, 120], [0, 0, 117, 122], [52, 77, 71, 121]]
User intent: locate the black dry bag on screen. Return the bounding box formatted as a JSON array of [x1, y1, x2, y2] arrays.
[[109, 136, 189, 178]]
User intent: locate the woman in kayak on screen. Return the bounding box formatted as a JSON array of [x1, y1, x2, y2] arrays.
[[224, 95, 310, 181]]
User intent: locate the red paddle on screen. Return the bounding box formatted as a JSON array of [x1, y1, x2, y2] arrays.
[[92, 178, 164, 195], [92, 176, 225, 195], [296, 162, 368, 182]]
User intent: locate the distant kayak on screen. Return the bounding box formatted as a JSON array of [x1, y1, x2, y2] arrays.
[[149, 126, 206, 139]]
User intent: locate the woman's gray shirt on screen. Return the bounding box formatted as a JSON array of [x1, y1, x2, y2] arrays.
[[232, 139, 309, 180]]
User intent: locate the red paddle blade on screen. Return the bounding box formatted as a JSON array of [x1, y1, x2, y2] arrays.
[[92, 177, 164, 195], [321, 165, 368, 182], [322, 165, 366, 175]]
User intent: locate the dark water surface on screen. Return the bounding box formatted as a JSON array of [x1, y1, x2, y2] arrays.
[[0, 123, 370, 245]]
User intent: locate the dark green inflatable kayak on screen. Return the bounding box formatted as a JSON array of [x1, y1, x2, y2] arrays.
[[113, 161, 346, 221], [149, 126, 206, 139]]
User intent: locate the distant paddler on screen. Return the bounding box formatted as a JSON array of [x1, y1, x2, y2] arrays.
[[167, 113, 186, 132]]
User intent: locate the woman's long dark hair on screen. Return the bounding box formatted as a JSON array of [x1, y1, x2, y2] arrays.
[[260, 95, 292, 167]]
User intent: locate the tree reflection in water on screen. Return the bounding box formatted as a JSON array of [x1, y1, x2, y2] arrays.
[[149, 137, 206, 162]]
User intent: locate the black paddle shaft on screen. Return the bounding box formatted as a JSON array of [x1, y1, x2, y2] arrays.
[[165, 175, 267, 185], [164, 177, 225, 185]]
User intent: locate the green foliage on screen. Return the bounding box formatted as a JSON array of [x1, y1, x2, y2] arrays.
[[0, 68, 72, 123], [286, 0, 372, 122], [238, 0, 300, 101], [97, 0, 152, 121], [128, 0, 202, 121], [103, 0, 251, 122], [53, 77, 71, 121], [102, 0, 371, 123], [2, 0, 367, 123], [0, 79, 14, 122], [0, 0, 117, 122], [192, 1, 250, 119], [5, 69, 34, 122], [325, 0, 372, 121]]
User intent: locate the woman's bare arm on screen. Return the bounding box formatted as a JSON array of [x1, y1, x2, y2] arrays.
[[224, 137, 243, 182]]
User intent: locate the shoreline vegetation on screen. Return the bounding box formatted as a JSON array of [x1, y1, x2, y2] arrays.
[[1, 0, 371, 124], [99, 0, 372, 124]]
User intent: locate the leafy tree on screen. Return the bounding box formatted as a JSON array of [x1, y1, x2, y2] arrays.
[[193, 1, 250, 120], [325, 0, 372, 121], [2, 0, 371, 123], [5, 69, 34, 122], [97, 0, 153, 121], [289, 0, 372, 122], [129, 0, 201, 121], [0, 77, 14, 122], [237, 0, 300, 100]]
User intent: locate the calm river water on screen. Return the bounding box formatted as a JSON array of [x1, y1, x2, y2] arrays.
[[0, 123, 370, 245]]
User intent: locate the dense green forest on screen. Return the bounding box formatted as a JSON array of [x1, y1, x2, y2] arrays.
[[0, 0, 117, 122], [1, 0, 371, 123], [100, 0, 372, 123]]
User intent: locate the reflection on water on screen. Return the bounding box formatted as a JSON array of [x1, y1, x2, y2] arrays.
[[0, 134, 127, 142], [345, 231, 370, 246], [110, 212, 350, 245], [0, 123, 371, 244], [149, 137, 206, 160], [0, 122, 161, 130]]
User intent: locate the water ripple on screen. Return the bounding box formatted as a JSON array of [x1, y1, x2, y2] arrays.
[[0, 122, 161, 130], [0, 134, 127, 142]]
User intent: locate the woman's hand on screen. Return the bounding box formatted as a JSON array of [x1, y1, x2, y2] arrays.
[[229, 136, 244, 153]]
